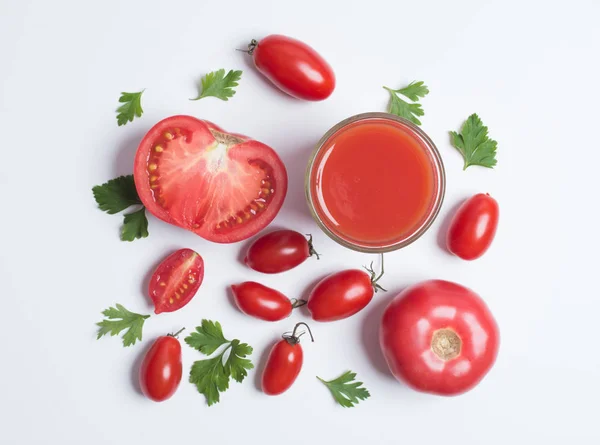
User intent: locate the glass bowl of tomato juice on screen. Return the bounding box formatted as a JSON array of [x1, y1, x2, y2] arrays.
[[305, 112, 445, 253]]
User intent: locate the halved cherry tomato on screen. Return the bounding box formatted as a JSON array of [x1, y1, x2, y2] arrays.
[[139, 328, 184, 402], [245, 35, 335, 101], [231, 281, 305, 321], [307, 256, 386, 322], [447, 193, 499, 260], [380, 280, 499, 396], [262, 323, 314, 395], [244, 230, 319, 274], [134, 116, 288, 243], [148, 248, 204, 314]]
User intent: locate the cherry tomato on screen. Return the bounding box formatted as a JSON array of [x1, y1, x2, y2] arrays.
[[139, 328, 184, 402], [244, 230, 319, 273], [231, 281, 305, 321], [245, 35, 335, 101], [307, 257, 386, 322], [380, 280, 499, 396], [262, 323, 314, 395], [447, 193, 499, 260], [148, 248, 204, 314], [134, 116, 288, 243]]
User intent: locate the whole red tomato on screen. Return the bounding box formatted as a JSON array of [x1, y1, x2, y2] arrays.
[[380, 280, 499, 396], [139, 329, 184, 402], [245, 35, 335, 101], [262, 323, 314, 395], [307, 257, 386, 322], [231, 281, 305, 321], [447, 193, 499, 260], [134, 116, 287, 243], [245, 230, 319, 274]]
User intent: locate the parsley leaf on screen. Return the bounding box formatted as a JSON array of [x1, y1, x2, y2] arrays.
[[317, 371, 371, 408], [96, 304, 150, 347], [116, 90, 144, 126], [92, 175, 140, 214], [185, 320, 229, 355], [383, 81, 429, 126], [186, 320, 254, 406], [191, 69, 242, 101], [450, 113, 498, 170], [92, 175, 149, 241], [121, 208, 149, 241]]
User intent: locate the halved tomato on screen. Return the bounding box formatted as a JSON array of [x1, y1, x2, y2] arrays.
[[149, 248, 204, 314], [134, 116, 288, 243]]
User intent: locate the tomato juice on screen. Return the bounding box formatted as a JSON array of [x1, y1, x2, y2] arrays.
[[306, 113, 445, 252]]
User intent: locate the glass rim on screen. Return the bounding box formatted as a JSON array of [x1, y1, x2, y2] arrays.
[[305, 112, 446, 253]]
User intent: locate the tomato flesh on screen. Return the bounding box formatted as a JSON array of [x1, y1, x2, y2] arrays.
[[139, 335, 182, 402], [380, 280, 499, 396], [134, 116, 287, 243], [148, 248, 204, 314], [262, 340, 303, 395], [307, 269, 374, 321]]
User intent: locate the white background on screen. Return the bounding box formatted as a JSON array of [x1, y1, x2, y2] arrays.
[[1, 0, 599, 443]]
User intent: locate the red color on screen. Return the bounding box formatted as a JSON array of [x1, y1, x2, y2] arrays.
[[139, 334, 183, 402], [231, 281, 296, 321], [262, 340, 304, 395], [310, 118, 439, 248], [307, 269, 375, 321], [447, 193, 499, 260], [148, 248, 204, 314], [133, 116, 287, 243], [251, 35, 335, 101], [380, 280, 499, 396], [244, 230, 317, 274]]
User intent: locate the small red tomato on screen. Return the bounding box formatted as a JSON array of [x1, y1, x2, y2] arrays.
[[307, 257, 386, 322], [148, 248, 204, 314], [447, 193, 499, 260], [245, 230, 319, 274], [245, 35, 335, 101], [231, 281, 305, 321], [380, 280, 499, 396], [262, 323, 314, 395], [139, 328, 184, 402]]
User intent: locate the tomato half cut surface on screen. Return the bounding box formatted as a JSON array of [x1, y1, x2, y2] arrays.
[[148, 248, 204, 314], [134, 116, 288, 243]]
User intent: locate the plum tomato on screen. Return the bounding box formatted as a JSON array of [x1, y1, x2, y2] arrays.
[[262, 323, 314, 395], [231, 281, 305, 321], [244, 230, 319, 273], [245, 35, 335, 101], [133, 116, 288, 243], [307, 256, 386, 322], [380, 280, 499, 396], [148, 248, 204, 314], [139, 328, 184, 402], [446, 193, 499, 260]]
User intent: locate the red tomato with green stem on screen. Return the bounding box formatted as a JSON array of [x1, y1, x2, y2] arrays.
[[262, 322, 314, 395], [447, 193, 499, 260], [149, 248, 204, 314], [243, 35, 336, 101], [139, 328, 184, 402], [380, 280, 499, 396], [134, 116, 288, 243], [231, 281, 306, 321], [307, 255, 386, 322], [244, 230, 320, 274]]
